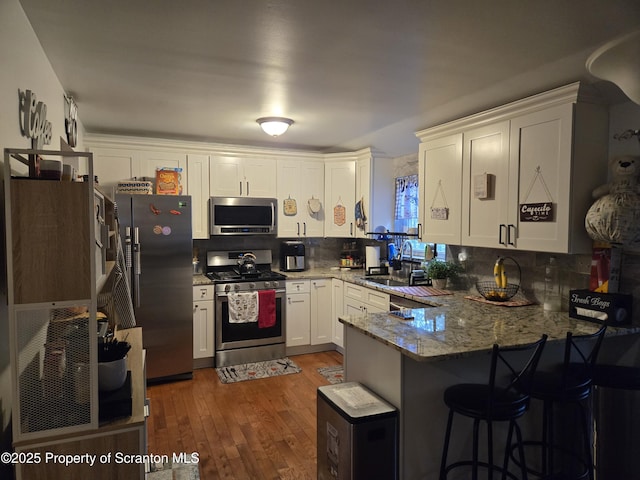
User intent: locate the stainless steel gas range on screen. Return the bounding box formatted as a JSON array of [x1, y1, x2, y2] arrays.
[[205, 250, 287, 367]]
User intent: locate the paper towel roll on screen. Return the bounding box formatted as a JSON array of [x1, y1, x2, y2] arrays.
[[365, 246, 381, 269]]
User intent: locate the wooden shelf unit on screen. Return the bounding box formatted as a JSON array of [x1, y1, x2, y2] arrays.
[[4, 149, 147, 480]]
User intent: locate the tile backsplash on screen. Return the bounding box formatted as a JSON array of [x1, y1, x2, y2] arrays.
[[194, 236, 639, 321]]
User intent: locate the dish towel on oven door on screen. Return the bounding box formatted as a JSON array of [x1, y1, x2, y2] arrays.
[[228, 292, 259, 323], [258, 290, 276, 328]]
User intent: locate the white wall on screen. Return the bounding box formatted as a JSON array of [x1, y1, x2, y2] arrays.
[[0, 0, 84, 472], [608, 101, 640, 160]]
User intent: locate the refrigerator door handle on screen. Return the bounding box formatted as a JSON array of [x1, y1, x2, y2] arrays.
[[133, 227, 142, 308], [125, 227, 133, 271]]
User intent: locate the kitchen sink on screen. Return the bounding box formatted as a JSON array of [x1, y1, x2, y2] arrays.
[[361, 277, 408, 287]]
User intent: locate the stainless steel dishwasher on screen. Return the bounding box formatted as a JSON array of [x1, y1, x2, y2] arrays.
[[317, 382, 398, 480]]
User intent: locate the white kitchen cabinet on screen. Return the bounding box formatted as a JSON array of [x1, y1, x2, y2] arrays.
[[310, 279, 332, 345], [355, 152, 395, 238], [277, 158, 325, 237], [416, 82, 608, 253], [187, 154, 210, 239], [418, 133, 463, 245], [461, 121, 511, 248], [90, 147, 137, 193], [210, 155, 276, 198], [192, 286, 214, 365], [137, 150, 188, 191], [343, 282, 390, 315], [331, 279, 345, 348], [87, 145, 188, 195], [506, 102, 606, 253], [324, 160, 356, 237], [285, 280, 311, 347]]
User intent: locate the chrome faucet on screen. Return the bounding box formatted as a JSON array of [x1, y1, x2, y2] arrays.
[[401, 239, 413, 264], [401, 240, 413, 280]]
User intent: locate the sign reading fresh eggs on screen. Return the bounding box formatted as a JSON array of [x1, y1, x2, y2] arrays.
[[18, 89, 52, 148]]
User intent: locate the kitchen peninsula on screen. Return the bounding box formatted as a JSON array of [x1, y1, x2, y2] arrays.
[[338, 291, 640, 479]]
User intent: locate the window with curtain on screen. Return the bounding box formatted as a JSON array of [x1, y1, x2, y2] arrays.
[[393, 174, 446, 262], [394, 174, 418, 233]]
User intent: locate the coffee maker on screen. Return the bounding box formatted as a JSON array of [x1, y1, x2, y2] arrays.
[[280, 241, 306, 272]]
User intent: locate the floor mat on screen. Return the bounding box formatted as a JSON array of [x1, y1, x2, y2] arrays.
[[317, 365, 344, 384], [147, 461, 199, 480], [215, 357, 301, 384]]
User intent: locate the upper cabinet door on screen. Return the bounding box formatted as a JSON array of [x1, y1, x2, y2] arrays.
[[91, 148, 136, 193], [461, 121, 510, 248], [508, 103, 573, 252], [300, 161, 325, 237], [419, 133, 463, 245], [324, 161, 356, 237], [138, 151, 188, 194], [242, 157, 277, 198], [210, 156, 276, 197], [277, 159, 301, 237], [278, 159, 325, 237], [210, 156, 243, 196], [186, 154, 211, 239]]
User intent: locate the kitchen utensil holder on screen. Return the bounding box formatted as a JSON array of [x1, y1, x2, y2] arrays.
[[476, 257, 521, 302]]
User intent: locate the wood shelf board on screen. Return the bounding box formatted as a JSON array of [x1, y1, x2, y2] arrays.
[[10, 180, 92, 304]]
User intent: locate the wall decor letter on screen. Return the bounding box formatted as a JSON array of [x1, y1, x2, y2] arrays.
[[18, 89, 52, 148]]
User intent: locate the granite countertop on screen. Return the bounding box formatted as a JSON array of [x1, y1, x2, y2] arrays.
[[338, 292, 640, 362], [192, 268, 639, 362]]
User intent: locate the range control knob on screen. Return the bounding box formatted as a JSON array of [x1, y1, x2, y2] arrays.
[[224, 284, 231, 293], [272, 281, 279, 288], [249, 282, 256, 290], [233, 284, 241, 292]]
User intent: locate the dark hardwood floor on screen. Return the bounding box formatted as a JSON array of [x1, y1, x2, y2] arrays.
[[146, 350, 343, 479]]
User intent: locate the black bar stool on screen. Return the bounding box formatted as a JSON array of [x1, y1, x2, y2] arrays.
[[511, 326, 607, 480], [439, 334, 548, 480], [591, 363, 640, 479]]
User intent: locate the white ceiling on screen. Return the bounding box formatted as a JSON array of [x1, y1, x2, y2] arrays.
[[19, 0, 640, 157]]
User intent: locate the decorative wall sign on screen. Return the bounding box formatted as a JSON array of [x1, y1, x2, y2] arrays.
[[333, 198, 346, 226], [283, 196, 297, 216], [431, 207, 449, 220], [64, 94, 78, 147], [473, 173, 493, 199], [18, 89, 52, 148], [430, 180, 449, 220], [520, 202, 554, 222], [520, 166, 555, 222]]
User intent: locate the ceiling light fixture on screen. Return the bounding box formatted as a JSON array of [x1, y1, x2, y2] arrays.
[[586, 29, 640, 105], [256, 117, 294, 137]]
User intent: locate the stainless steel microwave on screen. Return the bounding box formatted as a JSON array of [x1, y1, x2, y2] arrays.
[[209, 197, 277, 235]]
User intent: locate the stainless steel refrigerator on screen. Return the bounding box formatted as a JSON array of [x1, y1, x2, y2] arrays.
[[116, 194, 193, 381]]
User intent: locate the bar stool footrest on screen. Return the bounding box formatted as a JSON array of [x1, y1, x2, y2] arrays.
[[443, 460, 521, 480], [509, 440, 590, 480]]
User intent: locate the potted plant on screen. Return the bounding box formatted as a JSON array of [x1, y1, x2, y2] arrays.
[[426, 260, 460, 289]]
